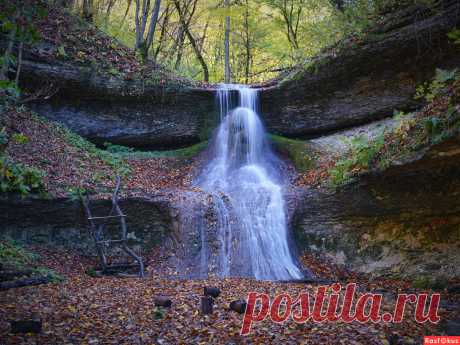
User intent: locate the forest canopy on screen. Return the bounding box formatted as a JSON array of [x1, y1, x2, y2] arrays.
[[7, 0, 437, 83]]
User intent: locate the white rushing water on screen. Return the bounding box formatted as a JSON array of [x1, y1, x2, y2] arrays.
[[196, 84, 303, 280]]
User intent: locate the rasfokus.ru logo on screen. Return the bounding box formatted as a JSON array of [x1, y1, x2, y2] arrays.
[[240, 283, 441, 335]]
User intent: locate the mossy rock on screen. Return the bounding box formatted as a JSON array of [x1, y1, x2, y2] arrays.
[[270, 135, 315, 172]]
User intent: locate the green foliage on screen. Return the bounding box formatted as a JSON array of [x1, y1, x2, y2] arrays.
[[270, 135, 314, 172], [393, 109, 408, 120], [413, 276, 449, 290], [415, 68, 458, 102], [424, 117, 443, 137], [66, 186, 88, 201], [0, 80, 21, 102], [329, 133, 385, 186], [58, 125, 130, 176], [11, 132, 29, 144], [0, 156, 46, 196], [447, 29, 460, 45], [35, 267, 65, 283], [85, 267, 98, 277], [0, 127, 8, 149], [104, 142, 135, 154], [0, 237, 63, 282], [153, 306, 165, 320], [0, 237, 40, 269], [108, 141, 209, 159]]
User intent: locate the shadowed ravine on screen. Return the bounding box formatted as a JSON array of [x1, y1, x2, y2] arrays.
[[180, 84, 304, 280]]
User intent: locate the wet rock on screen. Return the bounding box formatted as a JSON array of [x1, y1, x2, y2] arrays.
[[11, 316, 42, 334], [200, 296, 213, 315], [442, 318, 460, 336], [17, 59, 216, 150], [229, 300, 247, 314], [154, 296, 172, 308], [447, 284, 460, 294], [203, 286, 220, 298], [293, 136, 460, 280]]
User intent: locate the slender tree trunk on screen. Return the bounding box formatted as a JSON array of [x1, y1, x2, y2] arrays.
[[135, 0, 141, 48], [174, 0, 209, 82], [120, 0, 132, 29], [244, 0, 250, 84], [141, 0, 161, 60], [153, 4, 171, 61], [82, 0, 94, 22], [15, 41, 23, 87], [174, 27, 185, 70], [224, 0, 230, 83]]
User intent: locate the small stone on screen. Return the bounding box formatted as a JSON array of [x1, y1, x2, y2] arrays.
[[154, 296, 172, 308], [229, 299, 247, 314], [200, 296, 213, 314], [11, 318, 42, 334], [448, 284, 460, 294], [443, 318, 460, 336], [203, 286, 220, 298]]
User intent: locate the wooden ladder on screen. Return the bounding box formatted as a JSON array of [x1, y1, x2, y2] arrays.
[[82, 177, 145, 278]]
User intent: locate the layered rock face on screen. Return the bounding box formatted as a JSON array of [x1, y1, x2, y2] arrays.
[[259, 0, 460, 138], [18, 59, 217, 149], [293, 136, 460, 279], [0, 195, 172, 253]]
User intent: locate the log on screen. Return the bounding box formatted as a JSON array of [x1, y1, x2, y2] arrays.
[[200, 296, 213, 315], [154, 296, 172, 308], [0, 276, 51, 291], [229, 299, 247, 314], [203, 286, 220, 298], [10, 317, 42, 334], [0, 269, 35, 281]]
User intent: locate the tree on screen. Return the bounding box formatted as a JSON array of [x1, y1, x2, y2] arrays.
[[174, 0, 209, 82], [83, 0, 94, 22], [224, 0, 231, 83], [135, 0, 162, 61]]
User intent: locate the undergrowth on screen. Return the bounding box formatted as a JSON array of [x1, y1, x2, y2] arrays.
[[0, 237, 63, 282], [270, 135, 314, 172], [329, 67, 460, 186]]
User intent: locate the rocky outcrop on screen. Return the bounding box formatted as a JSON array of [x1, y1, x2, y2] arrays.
[[260, 0, 460, 138], [293, 135, 460, 279], [0, 194, 173, 252], [19, 59, 217, 149]]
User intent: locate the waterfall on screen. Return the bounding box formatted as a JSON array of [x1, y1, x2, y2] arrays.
[[195, 84, 303, 280]]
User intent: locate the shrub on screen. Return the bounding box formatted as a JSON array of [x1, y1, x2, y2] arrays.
[[0, 156, 46, 196], [12, 132, 29, 144], [0, 238, 40, 269]]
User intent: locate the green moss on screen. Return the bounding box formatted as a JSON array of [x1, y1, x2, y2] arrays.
[[110, 141, 208, 160], [270, 135, 314, 172], [0, 238, 40, 269], [413, 276, 449, 291]]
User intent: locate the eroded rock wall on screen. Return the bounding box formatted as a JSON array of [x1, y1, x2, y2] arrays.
[[293, 137, 460, 279]]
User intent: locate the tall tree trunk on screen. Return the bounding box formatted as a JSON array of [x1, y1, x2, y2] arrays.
[[174, 0, 209, 82], [224, 0, 230, 83], [15, 41, 23, 87], [153, 4, 171, 61], [174, 27, 185, 70], [82, 0, 94, 22], [119, 0, 132, 29], [244, 0, 250, 84], [141, 0, 162, 60]]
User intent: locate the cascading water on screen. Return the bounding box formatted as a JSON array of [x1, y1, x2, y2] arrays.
[[194, 84, 303, 280]]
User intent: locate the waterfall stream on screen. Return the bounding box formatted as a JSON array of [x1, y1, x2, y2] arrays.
[[193, 84, 303, 280]]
